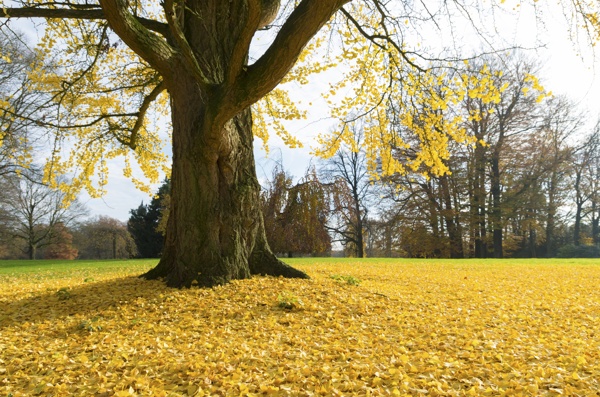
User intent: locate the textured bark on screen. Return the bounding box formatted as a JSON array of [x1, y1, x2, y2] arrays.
[[143, 71, 307, 287], [490, 151, 503, 258], [136, 1, 346, 287], [439, 175, 464, 258]]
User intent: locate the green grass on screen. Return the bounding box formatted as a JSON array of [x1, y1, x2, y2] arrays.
[[0, 258, 157, 273], [1, 256, 598, 279], [284, 257, 600, 266], [0, 259, 158, 286]]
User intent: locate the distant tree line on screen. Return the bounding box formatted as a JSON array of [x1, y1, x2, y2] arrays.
[[0, 172, 171, 260], [262, 54, 600, 259], [0, 169, 139, 259]]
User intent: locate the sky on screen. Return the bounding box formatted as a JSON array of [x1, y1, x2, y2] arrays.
[[10, 1, 600, 222]]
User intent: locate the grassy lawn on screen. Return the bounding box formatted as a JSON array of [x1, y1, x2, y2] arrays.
[[0, 258, 158, 276], [1, 258, 600, 396]]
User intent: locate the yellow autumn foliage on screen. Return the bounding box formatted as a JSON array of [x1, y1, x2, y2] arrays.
[[1, 259, 600, 396]]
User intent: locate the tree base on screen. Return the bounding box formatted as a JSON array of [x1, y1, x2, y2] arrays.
[[142, 251, 309, 288], [249, 249, 310, 279]]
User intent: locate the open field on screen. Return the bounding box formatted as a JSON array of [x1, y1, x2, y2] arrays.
[[1, 258, 600, 396]]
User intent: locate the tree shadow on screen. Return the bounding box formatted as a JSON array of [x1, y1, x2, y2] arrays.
[[0, 276, 170, 330]]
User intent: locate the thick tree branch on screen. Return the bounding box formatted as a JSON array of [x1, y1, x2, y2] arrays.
[[233, 0, 350, 111], [97, 0, 174, 75], [226, 0, 263, 85], [3, 108, 137, 129], [128, 80, 166, 149], [162, 0, 210, 87], [1, 7, 170, 38]]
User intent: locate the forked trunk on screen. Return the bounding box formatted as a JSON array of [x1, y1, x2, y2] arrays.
[[143, 75, 307, 288]]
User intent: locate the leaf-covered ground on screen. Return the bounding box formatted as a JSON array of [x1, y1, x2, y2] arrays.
[[1, 258, 600, 396]]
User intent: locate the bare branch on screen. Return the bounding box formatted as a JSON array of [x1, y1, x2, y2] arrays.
[[339, 6, 426, 73], [98, 0, 174, 74], [128, 79, 166, 149]]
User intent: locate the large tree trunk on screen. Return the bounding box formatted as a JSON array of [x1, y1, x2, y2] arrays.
[[490, 152, 503, 258], [93, 0, 349, 287], [545, 168, 560, 257], [470, 143, 487, 258], [439, 175, 464, 258], [143, 73, 307, 288]]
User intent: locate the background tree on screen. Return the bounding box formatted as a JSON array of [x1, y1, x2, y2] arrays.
[[320, 123, 375, 257], [587, 122, 600, 246], [362, 212, 403, 257], [261, 165, 292, 256], [531, 96, 579, 256], [571, 124, 600, 246], [0, 171, 87, 259], [44, 222, 78, 259], [127, 178, 170, 258], [261, 166, 331, 257], [460, 56, 547, 258], [375, 55, 585, 259], [75, 216, 137, 259]]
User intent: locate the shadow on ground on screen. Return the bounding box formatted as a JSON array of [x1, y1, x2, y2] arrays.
[[0, 276, 170, 329]]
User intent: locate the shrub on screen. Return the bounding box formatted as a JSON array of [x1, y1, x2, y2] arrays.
[[557, 244, 600, 258]]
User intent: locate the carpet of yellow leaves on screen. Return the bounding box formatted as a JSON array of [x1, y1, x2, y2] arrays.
[[1, 259, 600, 396]]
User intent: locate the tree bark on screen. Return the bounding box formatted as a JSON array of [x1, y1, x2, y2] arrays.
[[471, 143, 487, 258], [439, 175, 464, 258], [142, 72, 307, 287], [490, 150, 503, 258]]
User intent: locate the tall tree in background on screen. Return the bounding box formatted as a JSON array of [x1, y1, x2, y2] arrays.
[[461, 56, 546, 258], [487, 57, 544, 258], [538, 97, 581, 256], [588, 121, 600, 246], [0, 171, 87, 259], [76, 216, 137, 259], [261, 166, 331, 257], [1, 1, 599, 285], [572, 125, 600, 246], [127, 178, 169, 258], [320, 124, 374, 257]]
